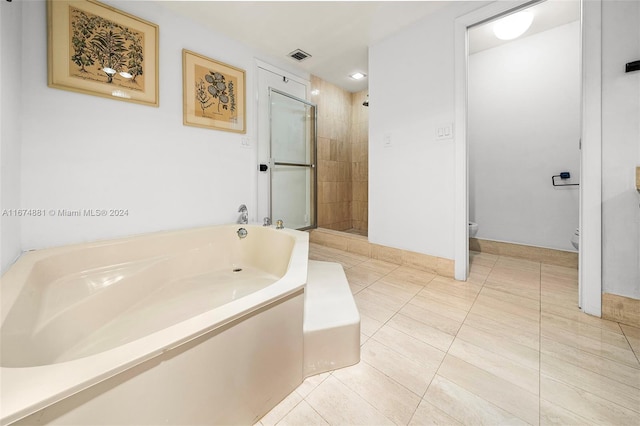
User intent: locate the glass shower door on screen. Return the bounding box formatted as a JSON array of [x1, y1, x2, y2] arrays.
[[269, 88, 316, 230]]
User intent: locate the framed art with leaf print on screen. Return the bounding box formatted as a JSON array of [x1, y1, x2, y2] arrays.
[[47, 0, 159, 106], [182, 49, 246, 133]]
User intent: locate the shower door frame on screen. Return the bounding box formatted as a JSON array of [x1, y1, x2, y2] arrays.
[[268, 88, 318, 231], [453, 0, 603, 316]]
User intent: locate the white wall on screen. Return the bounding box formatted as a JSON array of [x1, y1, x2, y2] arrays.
[[12, 0, 307, 252], [601, 0, 640, 298], [0, 0, 23, 273], [369, 1, 488, 259], [371, 0, 638, 300], [468, 21, 581, 252]]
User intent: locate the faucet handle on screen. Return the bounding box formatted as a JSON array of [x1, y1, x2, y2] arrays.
[[263, 217, 272, 226], [276, 219, 284, 229]]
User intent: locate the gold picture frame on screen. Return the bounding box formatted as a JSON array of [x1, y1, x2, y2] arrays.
[[183, 49, 246, 133], [47, 0, 159, 106]]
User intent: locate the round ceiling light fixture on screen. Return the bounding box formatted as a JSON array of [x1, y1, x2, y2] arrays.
[[493, 10, 534, 41]]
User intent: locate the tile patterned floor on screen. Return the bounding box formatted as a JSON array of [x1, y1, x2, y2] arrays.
[[257, 243, 640, 426]]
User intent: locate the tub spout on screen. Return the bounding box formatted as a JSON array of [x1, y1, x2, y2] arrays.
[[238, 204, 248, 224]]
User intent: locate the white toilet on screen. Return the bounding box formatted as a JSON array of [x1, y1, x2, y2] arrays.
[[469, 222, 478, 238], [571, 228, 579, 250]]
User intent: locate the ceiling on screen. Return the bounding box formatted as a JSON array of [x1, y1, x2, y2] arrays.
[[161, 0, 579, 93]]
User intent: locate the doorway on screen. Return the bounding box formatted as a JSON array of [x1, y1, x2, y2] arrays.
[[454, 0, 603, 316], [467, 2, 580, 252], [256, 62, 316, 230]]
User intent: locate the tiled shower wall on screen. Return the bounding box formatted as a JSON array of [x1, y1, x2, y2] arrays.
[[351, 90, 369, 233], [311, 76, 369, 233]]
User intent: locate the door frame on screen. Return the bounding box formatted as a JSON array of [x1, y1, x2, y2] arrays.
[[268, 87, 318, 230], [254, 60, 312, 226], [453, 0, 602, 316]]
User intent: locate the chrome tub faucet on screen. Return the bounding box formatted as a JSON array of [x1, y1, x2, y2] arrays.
[[238, 204, 248, 224]]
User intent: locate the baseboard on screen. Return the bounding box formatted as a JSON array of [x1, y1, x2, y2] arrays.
[[469, 238, 578, 269], [602, 293, 640, 328], [309, 228, 454, 278]]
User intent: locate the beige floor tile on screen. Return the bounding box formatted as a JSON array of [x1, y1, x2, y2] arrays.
[[383, 265, 437, 287], [541, 375, 640, 425], [332, 361, 422, 425], [277, 400, 329, 426], [469, 251, 499, 268], [305, 375, 394, 425], [437, 355, 539, 425], [408, 294, 470, 323], [474, 290, 540, 322], [408, 399, 463, 426], [456, 323, 540, 370], [541, 337, 640, 389], [447, 339, 540, 395], [399, 303, 462, 336], [356, 286, 408, 313], [344, 265, 385, 287], [469, 301, 540, 335], [448, 338, 539, 395], [466, 270, 490, 285], [539, 399, 591, 425], [354, 293, 397, 323], [367, 279, 423, 302], [540, 263, 578, 279], [361, 338, 438, 396], [259, 390, 303, 426], [621, 324, 640, 358], [541, 276, 579, 289], [487, 265, 540, 284], [359, 313, 385, 337], [358, 258, 400, 275], [371, 325, 446, 370], [542, 323, 640, 368], [423, 375, 529, 425], [540, 286, 578, 308], [360, 333, 370, 346], [348, 281, 366, 295], [541, 353, 640, 412], [304, 244, 640, 425], [479, 286, 541, 310], [295, 372, 330, 398], [464, 311, 540, 350], [542, 312, 631, 349], [541, 301, 622, 333], [417, 287, 475, 312], [494, 256, 541, 272], [426, 276, 482, 302], [483, 277, 541, 301], [387, 313, 455, 352]]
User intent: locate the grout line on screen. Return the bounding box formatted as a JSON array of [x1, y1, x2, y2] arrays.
[[619, 326, 640, 365], [538, 259, 543, 426]]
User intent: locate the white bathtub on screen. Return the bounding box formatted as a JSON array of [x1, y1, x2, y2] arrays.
[[0, 224, 309, 425]]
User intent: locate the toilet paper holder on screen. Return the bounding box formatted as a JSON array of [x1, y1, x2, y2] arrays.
[[552, 172, 579, 187]]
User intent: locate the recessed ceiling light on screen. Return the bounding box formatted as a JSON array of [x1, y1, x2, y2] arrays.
[[311, 89, 320, 95], [493, 10, 533, 40], [350, 72, 366, 80]]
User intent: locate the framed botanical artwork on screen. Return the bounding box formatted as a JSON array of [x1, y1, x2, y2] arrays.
[[183, 49, 246, 133], [47, 0, 159, 106]]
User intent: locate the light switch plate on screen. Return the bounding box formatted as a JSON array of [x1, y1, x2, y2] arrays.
[[436, 123, 454, 141]]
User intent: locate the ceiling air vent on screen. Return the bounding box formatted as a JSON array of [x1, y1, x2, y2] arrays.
[[288, 49, 311, 62]]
